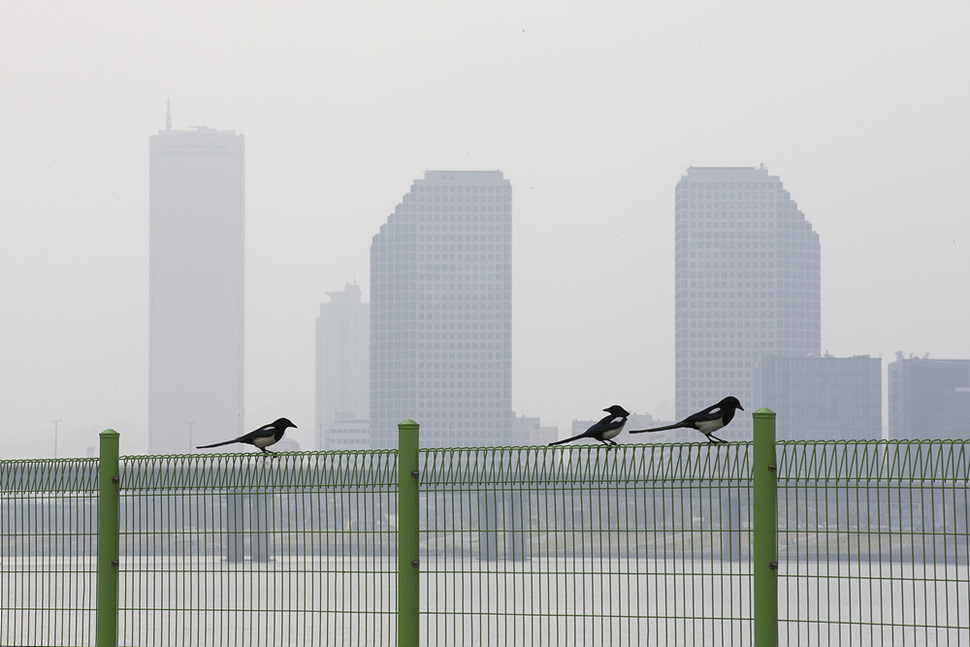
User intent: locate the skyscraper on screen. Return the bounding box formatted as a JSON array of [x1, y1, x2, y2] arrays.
[[149, 124, 245, 453], [675, 166, 820, 438], [369, 170, 513, 448], [315, 282, 369, 450], [888, 355, 970, 439]]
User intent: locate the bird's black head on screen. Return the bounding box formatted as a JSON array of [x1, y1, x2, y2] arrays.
[[274, 417, 298, 429], [604, 405, 631, 418], [720, 396, 743, 411]]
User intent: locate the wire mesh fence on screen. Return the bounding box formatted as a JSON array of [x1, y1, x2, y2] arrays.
[[777, 440, 970, 646], [116, 450, 399, 647], [0, 457, 100, 647], [418, 442, 753, 646], [2, 429, 969, 647]]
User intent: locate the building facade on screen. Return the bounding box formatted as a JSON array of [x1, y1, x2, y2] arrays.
[[369, 170, 513, 448], [149, 125, 245, 453], [315, 283, 369, 450], [889, 355, 970, 439], [757, 355, 881, 440], [675, 166, 820, 437]]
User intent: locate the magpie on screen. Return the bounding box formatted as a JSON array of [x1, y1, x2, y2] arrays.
[[628, 396, 743, 443], [549, 405, 631, 446], [196, 417, 297, 453]]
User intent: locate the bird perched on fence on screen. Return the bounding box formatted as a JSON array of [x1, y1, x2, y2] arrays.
[[196, 417, 297, 454], [628, 396, 743, 443], [549, 405, 630, 447]]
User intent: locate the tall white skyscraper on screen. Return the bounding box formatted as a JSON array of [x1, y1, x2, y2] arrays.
[[675, 166, 820, 438], [369, 170, 513, 448], [149, 124, 245, 453], [315, 283, 369, 450]]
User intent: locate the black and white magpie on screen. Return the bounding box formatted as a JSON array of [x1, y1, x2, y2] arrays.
[[549, 405, 631, 446], [196, 417, 297, 453], [628, 397, 743, 443]]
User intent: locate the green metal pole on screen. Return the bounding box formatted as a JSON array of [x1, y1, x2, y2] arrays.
[[96, 429, 121, 647], [398, 420, 420, 647], [752, 408, 778, 647]]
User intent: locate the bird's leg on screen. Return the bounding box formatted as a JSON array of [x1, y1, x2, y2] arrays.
[[709, 434, 727, 444]]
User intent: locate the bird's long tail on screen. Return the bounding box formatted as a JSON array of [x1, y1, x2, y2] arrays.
[[628, 423, 682, 434], [549, 433, 587, 446], [196, 438, 237, 449]]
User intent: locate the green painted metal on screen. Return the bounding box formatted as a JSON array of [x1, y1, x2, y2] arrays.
[[752, 409, 778, 647], [97, 429, 121, 647], [397, 420, 421, 647]]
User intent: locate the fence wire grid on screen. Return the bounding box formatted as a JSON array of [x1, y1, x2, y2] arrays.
[[1, 458, 100, 646], [419, 443, 752, 646], [777, 440, 970, 646], [117, 450, 399, 647], [2, 436, 969, 647]]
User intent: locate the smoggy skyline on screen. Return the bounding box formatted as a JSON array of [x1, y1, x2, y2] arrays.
[[1, 2, 968, 457]]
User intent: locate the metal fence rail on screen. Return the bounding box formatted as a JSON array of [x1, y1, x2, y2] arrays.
[[2, 417, 969, 647], [777, 440, 970, 646], [0, 457, 100, 647]]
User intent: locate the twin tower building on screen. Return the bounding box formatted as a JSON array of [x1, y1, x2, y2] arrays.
[[149, 124, 824, 453]]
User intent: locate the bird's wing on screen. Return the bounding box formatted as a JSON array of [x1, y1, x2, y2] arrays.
[[586, 415, 626, 436], [682, 403, 725, 426], [238, 424, 278, 442]]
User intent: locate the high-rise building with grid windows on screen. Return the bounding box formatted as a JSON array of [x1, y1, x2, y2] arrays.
[[369, 171, 513, 448], [675, 166, 820, 438], [888, 355, 970, 440], [756, 355, 881, 440]]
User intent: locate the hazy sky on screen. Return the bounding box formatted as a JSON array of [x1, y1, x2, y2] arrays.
[[2, 2, 968, 457]]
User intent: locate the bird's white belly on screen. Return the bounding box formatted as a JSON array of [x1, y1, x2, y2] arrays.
[[253, 436, 276, 448], [602, 424, 625, 440], [695, 419, 725, 434]]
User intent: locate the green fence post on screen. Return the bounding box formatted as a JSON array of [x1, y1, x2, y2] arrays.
[[96, 429, 121, 647], [752, 408, 778, 647], [398, 420, 420, 647]]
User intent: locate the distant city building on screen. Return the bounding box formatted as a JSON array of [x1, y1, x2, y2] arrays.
[[513, 415, 558, 446], [369, 170, 513, 448], [149, 123, 245, 453], [675, 166, 820, 438], [888, 355, 970, 439], [323, 412, 370, 451], [757, 355, 882, 440], [315, 283, 369, 450]]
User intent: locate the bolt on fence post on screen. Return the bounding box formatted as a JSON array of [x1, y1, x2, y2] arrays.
[[398, 420, 420, 647], [752, 408, 778, 647], [96, 429, 121, 647]]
